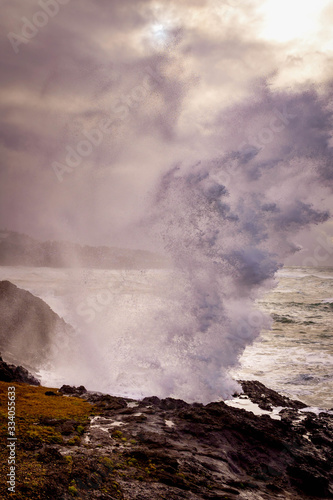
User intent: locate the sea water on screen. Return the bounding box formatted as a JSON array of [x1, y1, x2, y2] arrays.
[[232, 266, 333, 408], [0, 266, 332, 407]]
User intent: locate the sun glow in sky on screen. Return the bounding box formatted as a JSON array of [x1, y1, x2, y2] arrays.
[[259, 0, 331, 43], [152, 23, 166, 37], [149, 22, 171, 48]]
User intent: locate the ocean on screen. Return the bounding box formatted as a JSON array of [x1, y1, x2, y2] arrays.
[[0, 265, 332, 408], [233, 266, 333, 408]]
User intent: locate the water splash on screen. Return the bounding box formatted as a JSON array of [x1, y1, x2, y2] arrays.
[[36, 87, 333, 402]]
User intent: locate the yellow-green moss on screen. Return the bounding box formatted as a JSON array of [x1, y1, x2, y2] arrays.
[[76, 424, 85, 435], [68, 436, 81, 445], [27, 427, 63, 445], [68, 481, 78, 496], [112, 430, 123, 439], [64, 455, 73, 472], [100, 456, 114, 469], [0, 381, 96, 500]]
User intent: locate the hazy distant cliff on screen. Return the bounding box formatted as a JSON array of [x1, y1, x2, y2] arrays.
[[0, 280, 73, 371], [0, 230, 166, 269]]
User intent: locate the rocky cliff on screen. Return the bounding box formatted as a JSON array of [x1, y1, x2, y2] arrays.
[[0, 280, 73, 372], [0, 376, 332, 499], [0, 354, 40, 385]]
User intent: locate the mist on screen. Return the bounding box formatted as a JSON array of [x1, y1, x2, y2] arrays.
[[1, 0, 333, 401]]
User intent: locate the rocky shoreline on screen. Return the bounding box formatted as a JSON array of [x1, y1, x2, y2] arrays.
[[0, 361, 332, 499]]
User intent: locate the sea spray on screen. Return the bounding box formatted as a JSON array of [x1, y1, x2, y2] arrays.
[[40, 86, 332, 402], [132, 87, 332, 402], [142, 162, 280, 402]]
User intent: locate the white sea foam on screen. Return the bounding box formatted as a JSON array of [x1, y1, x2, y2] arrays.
[[299, 407, 333, 416], [225, 396, 283, 420]]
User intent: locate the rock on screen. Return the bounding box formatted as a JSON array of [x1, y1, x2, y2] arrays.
[[13, 365, 40, 385], [0, 355, 40, 385], [37, 446, 65, 464], [89, 393, 128, 410], [60, 420, 77, 435], [141, 396, 190, 410], [59, 385, 87, 396], [3, 374, 332, 499], [239, 379, 307, 410], [287, 465, 331, 498], [0, 280, 73, 371]]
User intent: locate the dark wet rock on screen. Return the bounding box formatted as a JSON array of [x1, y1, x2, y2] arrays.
[[6, 376, 333, 499], [0, 354, 40, 385], [239, 379, 307, 410], [123, 413, 147, 423], [279, 407, 300, 420], [36, 447, 73, 498], [37, 445, 66, 464], [287, 464, 331, 498], [12, 365, 40, 385], [59, 384, 87, 396], [136, 430, 169, 447], [141, 396, 190, 411], [141, 395, 161, 406], [60, 420, 77, 435], [91, 394, 128, 411], [45, 390, 59, 396]]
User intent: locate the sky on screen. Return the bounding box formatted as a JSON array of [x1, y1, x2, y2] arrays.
[[1, 0, 333, 264]]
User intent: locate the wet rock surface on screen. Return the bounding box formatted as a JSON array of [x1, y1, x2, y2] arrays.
[[238, 380, 307, 411], [34, 382, 333, 499], [0, 353, 40, 385]]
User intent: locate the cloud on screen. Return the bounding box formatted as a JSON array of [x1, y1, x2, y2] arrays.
[[0, 0, 332, 248]]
